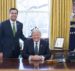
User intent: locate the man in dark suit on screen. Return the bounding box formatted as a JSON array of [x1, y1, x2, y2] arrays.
[[22, 27, 51, 60], [0, 8, 26, 58], [69, 21, 75, 51]]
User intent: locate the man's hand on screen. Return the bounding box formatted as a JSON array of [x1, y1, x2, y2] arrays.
[[33, 55, 41, 60], [29, 55, 43, 61]]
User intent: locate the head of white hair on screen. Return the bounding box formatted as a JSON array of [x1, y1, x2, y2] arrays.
[[31, 27, 41, 36]]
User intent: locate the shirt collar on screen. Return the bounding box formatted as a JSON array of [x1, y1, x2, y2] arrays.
[[34, 40, 40, 44], [10, 19, 16, 24]]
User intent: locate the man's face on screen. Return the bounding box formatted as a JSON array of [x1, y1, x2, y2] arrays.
[[32, 31, 41, 42], [9, 10, 18, 21]]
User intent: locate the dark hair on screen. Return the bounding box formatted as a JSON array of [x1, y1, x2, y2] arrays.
[[9, 8, 18, 14]]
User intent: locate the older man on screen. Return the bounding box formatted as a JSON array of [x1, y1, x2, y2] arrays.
[[22, 27, 51, 60]]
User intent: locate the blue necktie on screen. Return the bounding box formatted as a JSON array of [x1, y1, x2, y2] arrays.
[[35, 42, 38, 55]]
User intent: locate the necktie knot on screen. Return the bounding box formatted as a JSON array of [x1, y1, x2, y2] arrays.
[[36, 42, 38, 45]]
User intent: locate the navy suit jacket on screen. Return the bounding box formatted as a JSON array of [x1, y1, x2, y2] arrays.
[[22, 39, 51, 60], [0, 20, 26, 58], [69, 21, 75, 51]]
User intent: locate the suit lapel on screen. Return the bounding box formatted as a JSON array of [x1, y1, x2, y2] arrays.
[[31, 39, 35, 54], [15, 22, 19, 36], [7, 20, 14, 37], [39, 40, 43, 54]]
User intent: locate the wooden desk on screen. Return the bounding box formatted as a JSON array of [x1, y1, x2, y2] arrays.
[[51, 50, 69, 58], [0, 58, 75, 71], [51, 50, 68, 54]]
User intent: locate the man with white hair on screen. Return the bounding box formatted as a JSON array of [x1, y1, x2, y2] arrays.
[[22, 27, 51, 61]]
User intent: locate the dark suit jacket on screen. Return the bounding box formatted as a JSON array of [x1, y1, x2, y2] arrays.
[[0, 20, 26, 58], [22, 39, 51, 60], [69, 21, 75, 51]]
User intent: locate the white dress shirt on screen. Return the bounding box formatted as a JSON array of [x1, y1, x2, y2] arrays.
[[10, 20, 17, 32], [29, 40, 45, 61], [34, 41, 40, 53]]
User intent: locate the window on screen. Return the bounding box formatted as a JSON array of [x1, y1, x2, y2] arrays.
[[16, 0, 51, 38]]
